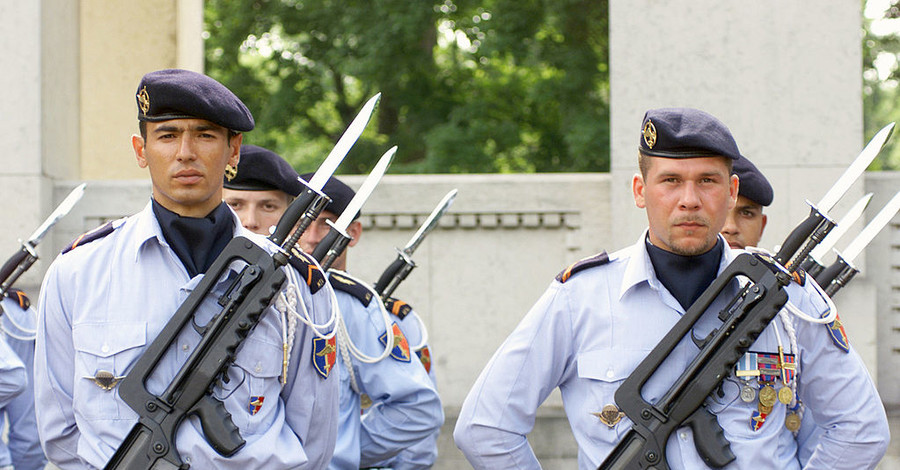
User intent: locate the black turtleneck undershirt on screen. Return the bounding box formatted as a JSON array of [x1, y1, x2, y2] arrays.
[[152, 199, 235, 277], [645, 236, 723, 311]]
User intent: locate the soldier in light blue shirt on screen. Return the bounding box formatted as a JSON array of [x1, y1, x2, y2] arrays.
[[0, 291, 46, 470], [34, 69, 339, 469], [454, 108, 890, 469], [296, 176, 443, 470]]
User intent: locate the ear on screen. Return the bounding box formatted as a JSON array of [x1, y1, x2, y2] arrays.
[[633, 173, 646, 209], [728, 174, 739, 209], [228, 133, 243, 168], [760, 214, 768, 234], [132, 134, 148, 168], [346, 220, 363, 248]]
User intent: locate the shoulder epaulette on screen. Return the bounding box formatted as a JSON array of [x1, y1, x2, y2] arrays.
[[5, 288, 30, 310], [384, 297, 413, 320], [328, 272, 373, 306], [555, 251, 610, 283], [62, 221, 116, 254], [287, 247, 326, 295]]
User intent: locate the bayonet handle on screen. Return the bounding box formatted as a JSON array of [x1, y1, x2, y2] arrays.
[[814, 256, 849, 289], [0, 246, 33, 294], [775, 205, 827, 267], [373, 254, 415, 299], [799, 255, 826, 279], [312, 225, 352, 272], [270, 188, 329, 247]]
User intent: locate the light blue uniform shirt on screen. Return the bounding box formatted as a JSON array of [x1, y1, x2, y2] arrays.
[[363, 308, 440, 470], [0, 295, 45, 470], [328, 271, 443, 470], [454, 233, 889, 469], [35, 202, 339, 469]]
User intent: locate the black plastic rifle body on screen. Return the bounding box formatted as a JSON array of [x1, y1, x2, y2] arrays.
[[104, 238, 288, 470], [598, 253, 792, 470]]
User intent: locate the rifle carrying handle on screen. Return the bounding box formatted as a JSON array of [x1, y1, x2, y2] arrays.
[[191, 394, 245, 457], [684, 406, 735, 468]]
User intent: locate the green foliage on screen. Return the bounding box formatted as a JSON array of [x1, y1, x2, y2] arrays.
[[204, 0, 610, 174], [864, 0, 900, 170]]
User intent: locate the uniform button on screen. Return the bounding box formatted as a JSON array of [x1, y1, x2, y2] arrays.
[[182, 344, 189, 351], [101, 344, 109, 353], [679, 432, 687, 441], [255, 362, 262, 373], [606, 369, 615, 379]]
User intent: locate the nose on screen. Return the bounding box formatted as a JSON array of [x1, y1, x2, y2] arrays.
[[175, 135, 197, 162], [242, 208, 262, 234], [679, 182, 701, 210], [721, 210, 738, 236]]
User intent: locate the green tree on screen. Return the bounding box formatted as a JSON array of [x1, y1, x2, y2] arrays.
[[204, 0, 610, 174], [864, 0, 900, 170]]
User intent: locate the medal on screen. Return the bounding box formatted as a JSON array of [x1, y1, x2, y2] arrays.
[[757, 402, 773, 415], [778, 386, 794, 405], [758, 384, 777, 407], [740, 384, 757, 403], [785, 412, 801, 432]]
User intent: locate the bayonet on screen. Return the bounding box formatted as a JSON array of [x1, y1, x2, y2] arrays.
[[373, 189, 458, 299], [312, 146, 397, 271], [815, 190, 900, 295], [801, 193, 873, 277], [775, 122, 894, 270], [270, 93, 381, 247], [0, 183, 86, 294]]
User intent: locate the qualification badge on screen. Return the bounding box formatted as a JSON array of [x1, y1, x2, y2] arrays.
[[593, 404, 624, 428], [86, 370, 125, 391]]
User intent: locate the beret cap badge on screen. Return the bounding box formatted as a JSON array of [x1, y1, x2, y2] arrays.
[[642, 120, 657, 149], [137, 86, 150, 115], [224, 164, 238, 182]]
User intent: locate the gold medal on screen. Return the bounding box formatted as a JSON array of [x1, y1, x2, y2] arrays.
[[785, 412, 801, 432], [778, 386, 794, 405], [360, 394, 372, 410], [758, 385, 777, 407], [758, 402, 773, 414]]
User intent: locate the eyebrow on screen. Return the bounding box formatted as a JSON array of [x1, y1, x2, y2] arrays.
[[152, 123, 225, 134]]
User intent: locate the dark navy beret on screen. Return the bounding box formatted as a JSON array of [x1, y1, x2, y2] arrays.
[[224, 145, 305, 197], [732, 155, 773, 206], [300, 173, 360, 220], [136, 69, 255, 132], [639, 108, 741, 160]]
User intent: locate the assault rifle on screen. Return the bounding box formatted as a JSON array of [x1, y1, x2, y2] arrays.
[[104, 94, 381, 470], [598, 122, 895, 470]]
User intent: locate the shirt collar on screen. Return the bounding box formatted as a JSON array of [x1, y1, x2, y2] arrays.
[[619, 229, 736, 300]]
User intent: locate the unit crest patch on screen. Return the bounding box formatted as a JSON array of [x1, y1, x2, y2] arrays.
[[62, 221, 117, 254], [379, 322, 411, 362], [312, 336, 337, 378], [328, 272, 373, 306], [288, 247, 326, 295], [384, 297, 413, 320], [416, 346, 432, 373], [825, 312, 850, 353], [555, 251, 610, 283]]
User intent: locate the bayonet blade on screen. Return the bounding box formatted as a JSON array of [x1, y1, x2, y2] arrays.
[[817, 122, 894, 213], [808, 192, 873, 262], [27, 183, 86, 246], [402, 189, 458, 256], [331, 146, 397, 232], [306, 93, 381, 191], [840, 190, 900, 262]]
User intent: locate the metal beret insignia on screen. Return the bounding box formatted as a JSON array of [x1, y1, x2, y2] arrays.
[[137, 86, 150, 115], [643, 119, 657, 149]]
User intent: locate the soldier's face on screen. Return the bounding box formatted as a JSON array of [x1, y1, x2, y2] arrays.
[[633, 156, 738, 256], [133, 119, 240, 218], [298, 210, 361, 271], [721, 195, 767, 249], [223, 188, 292, 236]]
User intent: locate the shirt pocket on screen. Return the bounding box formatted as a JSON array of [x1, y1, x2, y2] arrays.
[[575, 348, 648, 444], [229, 337, 284, 433], [72, 321, 146, 420]]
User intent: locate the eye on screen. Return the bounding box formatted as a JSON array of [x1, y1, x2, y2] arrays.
[[226, 200, 242, 209]]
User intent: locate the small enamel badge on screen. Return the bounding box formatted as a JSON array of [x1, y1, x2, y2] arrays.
[[379, 322, 411, 362], [826, 313, 850, 353], [86, 370, 125, 391], [312, 336, 337, 379], [249, 396, 265, 415], [592, 404, 624, 428]]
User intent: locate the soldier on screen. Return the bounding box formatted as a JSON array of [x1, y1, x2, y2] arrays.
[[453, 108, 890, 469], [721, 155, 772, 250], [0, 289, 46, 470], [34, 69, 339, 469], [297, 175, 443, 470]]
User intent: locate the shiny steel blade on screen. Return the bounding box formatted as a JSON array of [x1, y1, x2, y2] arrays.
[[332, 146, 397, 231], [840, 190, 900, 262], [26, 183, 86, 246], [402, 189, 458, 256], [808, 193, 873, 261], [306, 93, 381, 191], [817, 122, 894, 213]]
